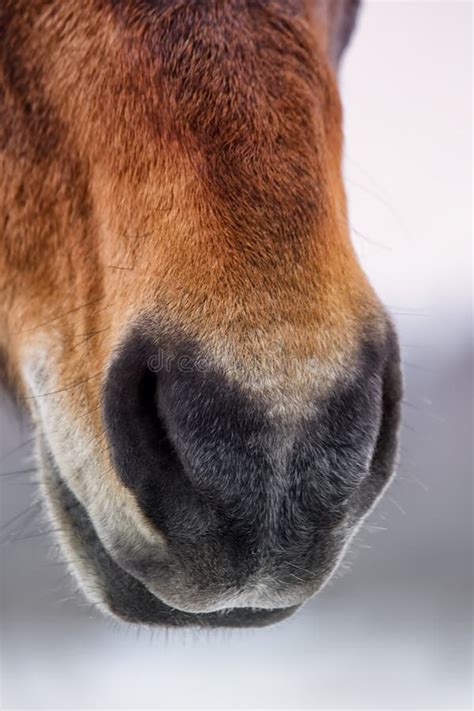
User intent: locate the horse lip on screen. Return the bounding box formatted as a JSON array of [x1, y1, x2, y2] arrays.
[[39, 438, 299, 628]]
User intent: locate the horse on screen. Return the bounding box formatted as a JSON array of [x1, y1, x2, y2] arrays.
[[0, 0, 401, 627]]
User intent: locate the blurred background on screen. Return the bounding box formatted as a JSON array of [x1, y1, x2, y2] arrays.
[[0, 2, 471, 709]]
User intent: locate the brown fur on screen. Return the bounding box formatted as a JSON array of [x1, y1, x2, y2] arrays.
[[1, 1, 380, 382], [0, 0, 387, 534]]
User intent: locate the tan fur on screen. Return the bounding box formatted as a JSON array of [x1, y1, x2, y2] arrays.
[[0, 1, 387, 572]]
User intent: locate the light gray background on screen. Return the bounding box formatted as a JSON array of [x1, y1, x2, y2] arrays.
[[0, 2, 472, 709]]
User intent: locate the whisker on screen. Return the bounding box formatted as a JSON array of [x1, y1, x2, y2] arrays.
[[71, 328, 110, 351], [346, 177, 411, 237], [0, 466, 38, 478], [0, 500, 42, 532], [352, 226, 392, 252], [21, 372, 102, 400], [0, 501, 44, 544], [285, 561, 319, 579], [387, 495, 407, 517], [15, 296, 106, 334], [12, 527, 69, 543], [0, 435, 36, 463]]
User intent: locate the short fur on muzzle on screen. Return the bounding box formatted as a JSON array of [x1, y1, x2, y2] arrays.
[[0, 0, 402, 627]]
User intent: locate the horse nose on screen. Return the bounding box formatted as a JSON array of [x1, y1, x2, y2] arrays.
[[102, 332, 207, 539], [101, 324, 401, 612], [101, 329, 273, 608], [102, 330, 265, 552]]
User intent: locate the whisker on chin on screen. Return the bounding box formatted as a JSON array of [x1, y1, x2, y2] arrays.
[[0, 466, 38, 478], [21, 372, 103, 401], [0, 500, 44, 545], [0, 499, 43, 532], [11, 527, 72, 543], [0, 435, 37, 464]]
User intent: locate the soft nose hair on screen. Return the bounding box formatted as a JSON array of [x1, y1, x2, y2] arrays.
[[102, 325, 400, 612], [103, 331, 280, 546], [103, 330, 288, 603], [103, 327, 392, 542], [103, 334, 210, 538]]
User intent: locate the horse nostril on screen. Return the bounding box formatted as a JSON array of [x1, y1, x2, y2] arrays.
[[102, 325, 402, 613], [103, 334, 192, 535], [137, 368, 177, 463]]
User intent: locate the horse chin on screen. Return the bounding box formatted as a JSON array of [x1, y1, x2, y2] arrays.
[[39, 438, 300, 629]]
